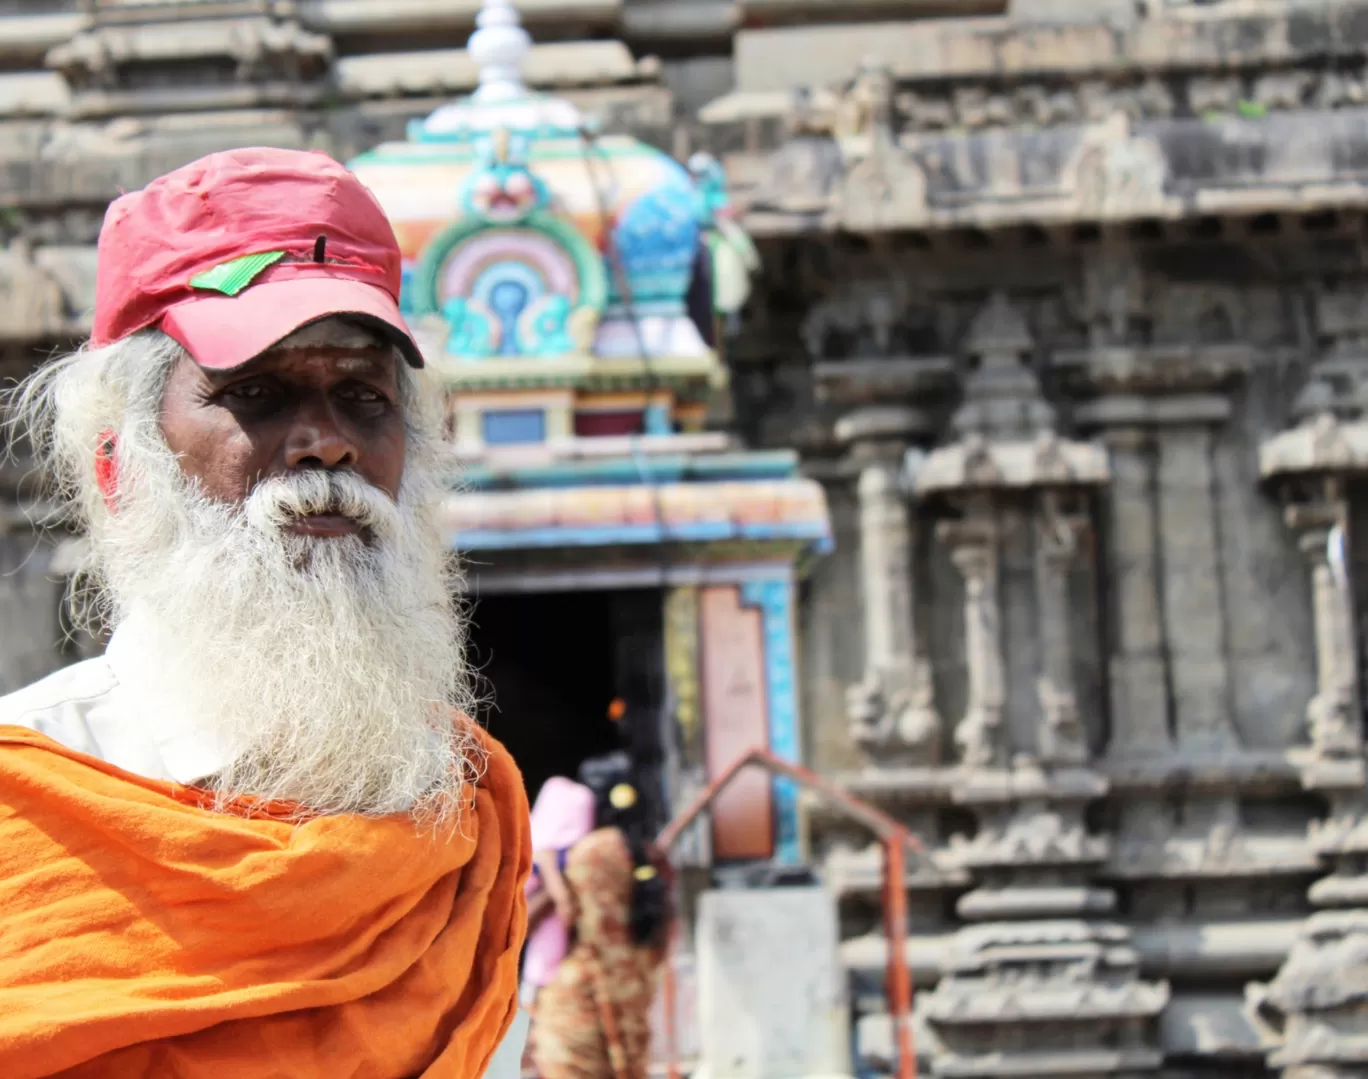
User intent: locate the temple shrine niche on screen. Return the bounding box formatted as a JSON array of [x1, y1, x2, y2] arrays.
[[347, 0, 829, 864]]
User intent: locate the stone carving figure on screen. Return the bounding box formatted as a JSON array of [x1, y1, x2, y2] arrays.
[[49, 30, 118, 91], [1308, 682, 1361, 760], [954, 681, 1000, 770], [953, 293, 1055, 440], [801, 280, 912, 360], [835, 58, 894, 141], [229, 22, 270, 82], [1070, 114, 1168, 219], [952, 534, 1004, 771], [0, 238, 67, 341], [1037, 678, 1088, 767], [1077, 247, 1151, 348], [229, 19, 332, 83], [847, 660, 941, 766], [761, 138, 844, 215]]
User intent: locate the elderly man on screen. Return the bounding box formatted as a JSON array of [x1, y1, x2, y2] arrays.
[[0, 148, 530, 1078]]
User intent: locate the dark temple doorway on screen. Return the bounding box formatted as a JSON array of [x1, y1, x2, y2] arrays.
[[468, 587, 667, 825]]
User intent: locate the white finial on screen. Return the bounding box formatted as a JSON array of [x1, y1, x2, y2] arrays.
[[469, 0, 530, 103], [420, 0, 582, 136]]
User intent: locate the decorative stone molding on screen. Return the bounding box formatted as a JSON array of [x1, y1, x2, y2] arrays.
[[805, 281, 957, 770], [925, 918, 1170, 1079], [45, 4, 333, 115], [1264, 288, 1368, 480], [918, 294, 1108, 498], [1249, 911, 1368, 1079], [945, 759, 1111, 916], [755, 39, 1368, 143], [918, 293, 1111, 773]]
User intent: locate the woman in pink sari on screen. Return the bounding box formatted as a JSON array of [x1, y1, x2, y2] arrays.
[[523, 776, 597, 1006]]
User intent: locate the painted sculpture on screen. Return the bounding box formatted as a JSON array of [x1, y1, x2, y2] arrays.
[[349, 0, 749, 439]]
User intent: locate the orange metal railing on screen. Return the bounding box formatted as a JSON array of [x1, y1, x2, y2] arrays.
[[654, 747, 922, 1079]]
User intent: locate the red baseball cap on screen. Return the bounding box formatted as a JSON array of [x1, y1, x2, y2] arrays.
[[92, 147, 423, 369]]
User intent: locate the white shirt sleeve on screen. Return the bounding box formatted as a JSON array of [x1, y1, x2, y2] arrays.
[[483, 1008, 530, 1079]]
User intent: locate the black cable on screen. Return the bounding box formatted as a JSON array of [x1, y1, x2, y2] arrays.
[[577, 126, 692, 830]]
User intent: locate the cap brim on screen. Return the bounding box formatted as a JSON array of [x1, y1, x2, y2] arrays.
[[159, 276, 424, 371]]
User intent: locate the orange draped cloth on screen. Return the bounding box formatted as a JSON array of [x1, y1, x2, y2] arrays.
[[0, 719, 530, 1079]]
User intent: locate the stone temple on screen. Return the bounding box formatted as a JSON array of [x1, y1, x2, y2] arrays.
[[3, 1, 1368, 1077]]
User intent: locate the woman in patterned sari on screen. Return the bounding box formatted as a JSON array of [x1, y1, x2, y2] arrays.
[[530, 751, 671, 1079]]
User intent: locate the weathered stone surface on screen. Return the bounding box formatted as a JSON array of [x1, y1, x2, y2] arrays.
[[334, 41, 647, 99], [719, 107, 1368, 235], [730, 4, 1368, 94], [696, 887, 852, 1079]]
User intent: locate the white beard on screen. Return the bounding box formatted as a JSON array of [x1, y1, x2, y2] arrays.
[[95, 431, 478, 825]]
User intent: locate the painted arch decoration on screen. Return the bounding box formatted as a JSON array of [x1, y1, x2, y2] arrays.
[[411, 213, 607, 360], [404, 128, 609, 361]]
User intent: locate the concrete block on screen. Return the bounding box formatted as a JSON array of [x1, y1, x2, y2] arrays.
[[696, 887, 852, 1079]]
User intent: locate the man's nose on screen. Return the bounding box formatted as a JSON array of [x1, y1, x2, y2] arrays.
[[283, 396, 359, 471]]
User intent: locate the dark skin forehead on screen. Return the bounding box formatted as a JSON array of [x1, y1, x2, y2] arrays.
[[158, 328, 407, 505]]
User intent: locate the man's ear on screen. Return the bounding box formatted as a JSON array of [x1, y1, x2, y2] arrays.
[[94, 430, 118, 513]]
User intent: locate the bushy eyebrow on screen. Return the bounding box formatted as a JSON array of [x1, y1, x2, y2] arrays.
[[333, 354, 386, 375], [204, 346, 397, 386]]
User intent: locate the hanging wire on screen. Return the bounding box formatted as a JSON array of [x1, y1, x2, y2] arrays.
[[576, 124, 700, 589], [577, 124, 695, 831]]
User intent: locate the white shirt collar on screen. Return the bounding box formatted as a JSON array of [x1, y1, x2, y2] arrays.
[[104, 611, 234, 787]]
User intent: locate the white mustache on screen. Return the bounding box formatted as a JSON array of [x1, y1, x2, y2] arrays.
[[244, 470, 401, 538]]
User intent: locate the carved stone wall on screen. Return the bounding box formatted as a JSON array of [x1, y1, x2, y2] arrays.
[[733, 217, 1362, 1075]]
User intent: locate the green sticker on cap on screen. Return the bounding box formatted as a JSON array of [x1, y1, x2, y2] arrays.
[[189, 250, 286, 297]]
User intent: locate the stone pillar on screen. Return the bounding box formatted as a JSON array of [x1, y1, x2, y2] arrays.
[[1100, 426, 1172, 757], [858, 463, 915, 674], [846, 460, 940, 764], [1154, 404, 1238, 753], [1072, 362, 1306, 920], [940, 508, 1004, 771], [1035, 495, 1089, 766], [1286, 497, 1361, 761]]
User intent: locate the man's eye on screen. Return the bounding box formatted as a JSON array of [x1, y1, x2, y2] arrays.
[[227, 383, 271, 400], [341, 386, 389, 405]]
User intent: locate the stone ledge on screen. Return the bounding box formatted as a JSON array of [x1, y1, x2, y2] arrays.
[[807, 749, 1306, 812], [1261, 415, 1368, 479], [334, 41, 650, 99], [731, 3, 1368, 93], [295, 0, 622, 34], [725, 108, 1368, 234], [0, 12, 83, 63], [840, 916, 1303, 983], [855, 993, 1264, 1075]]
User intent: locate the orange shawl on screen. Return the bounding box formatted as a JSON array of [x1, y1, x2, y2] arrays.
[[0, 720, 530, 1079]]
